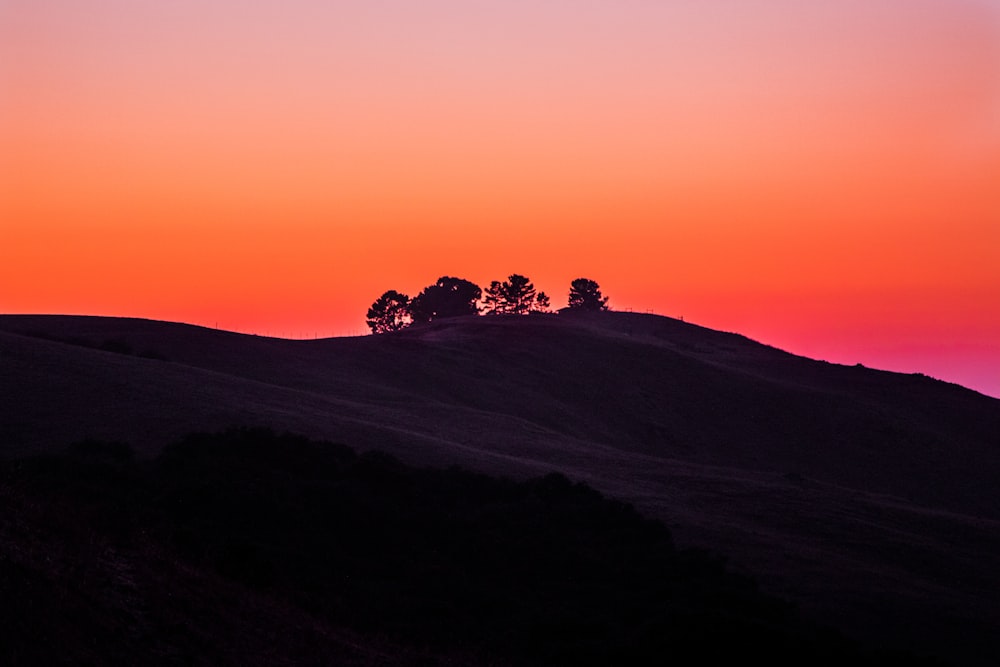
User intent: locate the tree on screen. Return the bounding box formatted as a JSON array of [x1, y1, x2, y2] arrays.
[[483, 274, 549, 314], [409, 276, 482, 323], [366, 290, 411, 334], [533, 291, 551, 312], [567, 278, 609, 311], [483, 281, 506, 315], [501, 274, 537, 315]]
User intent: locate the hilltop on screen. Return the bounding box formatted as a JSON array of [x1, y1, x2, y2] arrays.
[[1, 311, 999, 663]]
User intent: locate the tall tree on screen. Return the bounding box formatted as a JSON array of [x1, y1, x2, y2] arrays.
[[483, 281, 506, 315], [409, 276, 482, 323], [533, 291, 551, 312], [501, 274, 537, 314], [567, 278, 609, 311], [366, 290, 411, 334]]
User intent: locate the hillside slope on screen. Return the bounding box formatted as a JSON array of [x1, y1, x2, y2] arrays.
[[4, 429, 884, 666], [1, 312, 998, 662]]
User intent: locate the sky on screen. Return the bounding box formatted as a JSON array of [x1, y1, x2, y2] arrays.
[[2, 0, 999, 397]]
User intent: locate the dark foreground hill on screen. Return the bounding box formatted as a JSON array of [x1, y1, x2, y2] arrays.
[[2, 428, 908, 666], [1, 312, 999, 663]]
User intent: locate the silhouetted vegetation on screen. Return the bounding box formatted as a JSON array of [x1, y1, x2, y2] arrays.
[[367, 274, 572, 332], [567, 278, 609, 311], [534, 290, 551, 311], [409, 276, 483, 323], [366, 289, 412, 334], [0, 428, 933, 666], [483, 274, 550, 315], [483, 280, 505, 314]]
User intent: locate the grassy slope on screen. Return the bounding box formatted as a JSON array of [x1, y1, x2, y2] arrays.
[[0, 429, 917, 666], [1, 312, 998, 663]]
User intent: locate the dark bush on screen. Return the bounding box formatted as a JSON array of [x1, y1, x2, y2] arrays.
[[0, 428, 922, 666]]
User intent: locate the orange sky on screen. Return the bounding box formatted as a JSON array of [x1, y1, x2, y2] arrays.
[[2, 0, 999, 396]]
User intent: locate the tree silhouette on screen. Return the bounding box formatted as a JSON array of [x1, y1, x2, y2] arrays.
[[483, 281, 506, 315], [483, 275, 550, 314], [366, 275, 553, 326], [409, 276, 482, 323], [534, 291, 551, 312], [366, 290, 412, 334], [567, 278, 609, 311], [502, 274, 537, 314]]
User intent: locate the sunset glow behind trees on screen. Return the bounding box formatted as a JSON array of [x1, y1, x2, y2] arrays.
[[2, 0, 998, 395]]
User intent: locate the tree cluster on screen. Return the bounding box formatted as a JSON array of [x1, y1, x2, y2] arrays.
[[482, 274, 549, 315], [366, 276, 481, 334], [367, 275, 608, 334]]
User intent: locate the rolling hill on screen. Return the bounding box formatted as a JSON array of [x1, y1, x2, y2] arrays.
[[2, 311, 998, 663]]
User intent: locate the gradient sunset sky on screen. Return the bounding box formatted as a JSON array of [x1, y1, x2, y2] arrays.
[[2, 0, 998, 397]]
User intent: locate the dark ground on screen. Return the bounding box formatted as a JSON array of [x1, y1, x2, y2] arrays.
[[0, 429, 936, 666], [1, 312, 998, 664]]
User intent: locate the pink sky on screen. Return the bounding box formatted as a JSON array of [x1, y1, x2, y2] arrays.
[[2, 0, 998, 396]]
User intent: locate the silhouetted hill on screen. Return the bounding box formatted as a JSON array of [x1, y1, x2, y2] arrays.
[[3, 428, 909, 666], [1, 312, 998, 663]]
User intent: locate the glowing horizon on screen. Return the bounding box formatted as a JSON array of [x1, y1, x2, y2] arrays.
[[2, 0, 998, 397]]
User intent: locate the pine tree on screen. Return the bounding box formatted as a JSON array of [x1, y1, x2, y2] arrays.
[[502, 274, 537, 314], [483, 281, 506, 314], [567, 278, 609, 311], [533, 291, 551, 312]]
